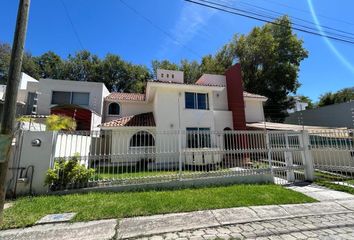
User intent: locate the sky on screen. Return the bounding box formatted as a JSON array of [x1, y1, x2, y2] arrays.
[[1, 0, 354, 101]]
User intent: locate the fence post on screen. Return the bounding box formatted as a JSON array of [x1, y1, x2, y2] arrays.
[[301, 130, 315, 181], [178, 130, 182, 180], [265, 131, 274, 178], [285, 132, 295, 182]]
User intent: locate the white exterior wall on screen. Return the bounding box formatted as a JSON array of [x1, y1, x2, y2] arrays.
[[152, 87, 232, 165], [104, 101, 153, 122], [0, 85, 6, 100], [245, 98, 265, 123], [156, 69, 184, 83], [16, 73, 39, 103], [212, 88, 229, 111], [36, 79, 108, 115], [91, 112, 102, 131], [13, 131, 56, 195]]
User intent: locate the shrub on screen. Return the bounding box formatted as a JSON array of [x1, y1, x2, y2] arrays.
[[45, 154, 94, 191], [16, 116, 35, 123], [45, 114, 77, 131]]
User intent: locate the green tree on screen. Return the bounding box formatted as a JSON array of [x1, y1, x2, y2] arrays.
[[34, 51, 64, 79], [64, 50, 101, 82], [318, 88, 354, 107], [232, 16, 308, 121], [0, 43, 40, 84], [102, 54, 151, 92], [180, 59, 202, 84]]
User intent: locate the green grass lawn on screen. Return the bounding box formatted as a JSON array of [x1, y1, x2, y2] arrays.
[[1, 184, 316, 230], [315, 180, 354, 195], [314, 170, 354, 194]]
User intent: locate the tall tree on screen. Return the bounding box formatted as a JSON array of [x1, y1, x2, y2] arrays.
[[232, 16, 308, 121], [0, 43, 40, 84], [34, 51, 64, 79], [102, 54, 151, 92], [64, 50, 101, 82], [180, 59, 202, 84]]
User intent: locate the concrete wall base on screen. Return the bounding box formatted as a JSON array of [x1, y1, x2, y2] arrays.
[[48, 174, 274, 195]]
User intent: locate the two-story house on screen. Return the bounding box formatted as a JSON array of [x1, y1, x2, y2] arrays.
[[99, 64, 267, 166]]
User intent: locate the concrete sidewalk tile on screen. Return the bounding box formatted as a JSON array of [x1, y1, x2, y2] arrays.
[[250, 205, 290, 219], [306, 190, 354, 201], [279, 203, 314, 216], [0, 228, 22, 240], [304, 202, 348, 214], [117, 210, 219, 239], [211, 207, 260, 224], [336, 199, 354, 211], [0, 219, 117, 240]]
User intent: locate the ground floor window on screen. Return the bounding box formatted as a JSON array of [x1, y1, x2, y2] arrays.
[[130, 131, 155, 147], [186, 128, 211, 148]]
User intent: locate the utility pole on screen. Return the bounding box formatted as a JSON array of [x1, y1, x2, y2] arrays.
[[0, 0, 30, 221]]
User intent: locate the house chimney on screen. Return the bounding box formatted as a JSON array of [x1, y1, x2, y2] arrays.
[[225, 64, 246, 130]]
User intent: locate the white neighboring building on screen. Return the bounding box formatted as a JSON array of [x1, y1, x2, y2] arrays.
[[1, 74, 110, 131], [287, 96, 309, 113]]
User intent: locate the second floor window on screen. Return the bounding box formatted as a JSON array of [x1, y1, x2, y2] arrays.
[[185, 92, 209, 110], [51, 91, 89, 106], [108, 102, 120, 115]]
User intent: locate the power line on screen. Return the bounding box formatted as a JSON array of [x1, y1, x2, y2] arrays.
[[184, 0, 354, 45], [59, 0, 85, 50], [256, 0, 354, 27], [118, 0, 202, 58], [196, 0, 354, 41], [237, 0, 354, 38]]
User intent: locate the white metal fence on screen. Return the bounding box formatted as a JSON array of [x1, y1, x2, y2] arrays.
[[49, 129, 311, 190], [309, 129, 354, 184]]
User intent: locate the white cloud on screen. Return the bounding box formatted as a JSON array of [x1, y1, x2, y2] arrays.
[[157, 0, 233, 58]]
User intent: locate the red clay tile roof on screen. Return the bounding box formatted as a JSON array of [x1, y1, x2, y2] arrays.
[[105, 92, 145, 102], [101, 112, 155, 127]]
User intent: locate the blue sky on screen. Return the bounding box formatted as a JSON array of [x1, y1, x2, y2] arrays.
[[1, 0, 354, 101]]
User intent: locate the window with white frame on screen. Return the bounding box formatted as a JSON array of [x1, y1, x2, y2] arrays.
[[185, 92, 209, 110], [51, 91, 90, 106], [186, 128, 211, 148]]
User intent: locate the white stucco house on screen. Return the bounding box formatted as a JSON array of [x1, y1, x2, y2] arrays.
[[98, 64, 267, 166]]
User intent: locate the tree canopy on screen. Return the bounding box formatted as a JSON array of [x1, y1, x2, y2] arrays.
[[0, 43, 152, 93], [318, 88, 354, 107]]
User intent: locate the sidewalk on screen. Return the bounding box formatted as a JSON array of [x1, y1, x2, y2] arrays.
[[1, 185, 354, 240]]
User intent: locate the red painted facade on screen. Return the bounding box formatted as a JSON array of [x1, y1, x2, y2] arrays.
[[225, 64, 246, 130]]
